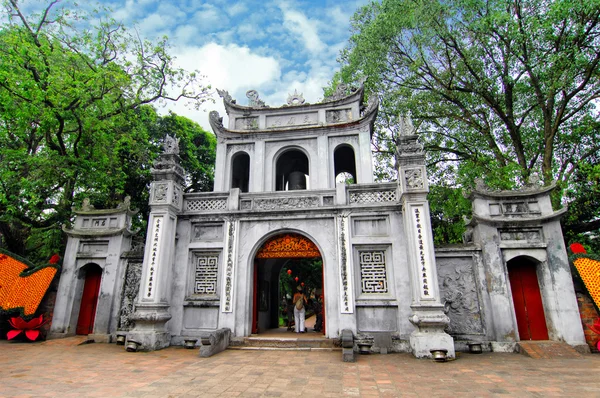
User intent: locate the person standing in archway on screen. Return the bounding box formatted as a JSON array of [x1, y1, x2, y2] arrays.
[[293, 286, 307, 333]]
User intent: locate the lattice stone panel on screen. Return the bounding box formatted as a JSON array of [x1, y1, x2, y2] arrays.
[[186, 198, 227, 212], [194, 254, 219, 295], [350, 190, 397, 204], [359, 250, 388, 294]]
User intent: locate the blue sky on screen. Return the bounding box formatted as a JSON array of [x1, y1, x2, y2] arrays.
[[99, 0, 371, 130]]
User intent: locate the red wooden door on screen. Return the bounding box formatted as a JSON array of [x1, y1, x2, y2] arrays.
[[321, 269, 326, 335], [508, 261, 549, 340], [76, 265, 102, 335], [252, 261, 258, 334]]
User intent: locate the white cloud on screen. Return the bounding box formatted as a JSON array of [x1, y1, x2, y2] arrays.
[[237, 23, 267, 41], [162, 42, 282, 131], [226, 3, 248, 17], [279, 5, 326, 54], [193, 4, 225, 31], [174, 24, 200, 44]]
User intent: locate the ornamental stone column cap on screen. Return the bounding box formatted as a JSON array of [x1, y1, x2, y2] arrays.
[[395, 113, 425, 168], [151, 135, 186, 184]]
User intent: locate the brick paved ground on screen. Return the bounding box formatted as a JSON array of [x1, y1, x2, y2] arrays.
[[1, 339, 600, 397]]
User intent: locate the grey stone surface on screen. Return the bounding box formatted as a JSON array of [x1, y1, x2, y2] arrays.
[[51, 84, 585, 361], [341, 329, 355, 362], [199, 328, 231, 357], [51, 197, 137, 338], [372, 332, 393, 354]]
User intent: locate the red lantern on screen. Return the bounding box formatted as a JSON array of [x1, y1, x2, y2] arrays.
[[287, 269, 292, 275], [301, 282, 305, 287], [295, 277, 299, 282]]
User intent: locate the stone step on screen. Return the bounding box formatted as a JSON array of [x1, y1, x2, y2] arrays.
[[517, 340, 582, 359], [230, 336, 340, 351], [41, 335, 94, 347]]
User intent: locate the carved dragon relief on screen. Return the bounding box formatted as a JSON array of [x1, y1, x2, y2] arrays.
[[438, 262, 484, 335]]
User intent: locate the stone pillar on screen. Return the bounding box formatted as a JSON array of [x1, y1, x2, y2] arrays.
[[396, 115, 454, 359], [213, 140, 227, 192], [358, 126, 374, 184], [128, 135, 184, 351]]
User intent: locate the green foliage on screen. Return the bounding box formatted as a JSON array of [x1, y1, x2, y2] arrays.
[[335, 0, 600, 243], [0, 1, 212, 260], [150, 112, 216, 193], [428, 185, 470, 245], [563, 162, 600, 253], [281, 259, 323, 298]]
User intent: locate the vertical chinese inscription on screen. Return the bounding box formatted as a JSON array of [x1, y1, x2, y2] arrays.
[[413, 206, 430, 298], [338, 215, 352, 313], [359, 250, 388, 294], [194, 254, 219, 295], [145, 216, 163, 299], [222, 221, 236, 312]]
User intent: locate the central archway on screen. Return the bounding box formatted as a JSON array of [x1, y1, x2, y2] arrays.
[[252, 233, 325, 335]]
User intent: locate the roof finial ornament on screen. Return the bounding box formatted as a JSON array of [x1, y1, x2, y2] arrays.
[[527, 172, 541, 186], [246, 90, 266, 107], [162, 134, 180, 155], [324, 83, 349, 102], [287, 89, 305, 105], [209, 110, 224, 129], [81, 198, 95, 211], [399, 112, 416, 136], [216, 88, 235, 104]]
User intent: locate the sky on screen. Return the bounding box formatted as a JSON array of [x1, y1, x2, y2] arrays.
[[98, 0, 371, 131]]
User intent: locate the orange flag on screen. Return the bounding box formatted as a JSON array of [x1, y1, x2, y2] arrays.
[[570, 243, 600, 310], [0, 251, 59, 317]]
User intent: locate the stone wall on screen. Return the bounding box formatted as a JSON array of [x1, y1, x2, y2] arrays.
[[576, 292, 600, 352]]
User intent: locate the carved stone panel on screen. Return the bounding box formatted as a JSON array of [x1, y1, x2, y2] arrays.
[[118, 262, 142, 330], [357, 307, 397, 332], [404, 168, 424, 190], [499, 228, 543, 243], [82, 217, 111, 228], [437, 259, 484, 335], [266, 112, 318, 128], [193, 252, 220, 295], [349, 190, 397, 204], [352, 217, 389, 237], [152, 182, 169, 204], [358, 250, 389, 294], [186, 198, 228, 212], [79, 241, 108, 254], [192, 223, 224, 241], [253, 196, 319, 210], [326, 108, 352, 124], [489, 201, 542, 217], [234, 117, 259, 130]]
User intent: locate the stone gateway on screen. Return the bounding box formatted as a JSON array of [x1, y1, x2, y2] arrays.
[[51, 84, 587, 357]]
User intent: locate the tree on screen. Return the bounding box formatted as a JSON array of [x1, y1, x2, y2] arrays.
[[150, 112, 216, 193], [336, 0, 600, 242], [0, 0, 212, 260]]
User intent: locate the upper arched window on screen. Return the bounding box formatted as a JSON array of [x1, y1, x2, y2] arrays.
[[275, 149, 309, 191], [334, 145, 356, 185], [231, 152, 250, 192]]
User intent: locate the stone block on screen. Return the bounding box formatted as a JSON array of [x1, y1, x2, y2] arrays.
[[341, 329, 355, 362], [342, 347, 355, 362], [199, 328, 230, 358], [373, 332, 393, 354], [88, 333, 111, 343], [490, 341, 517, 352]]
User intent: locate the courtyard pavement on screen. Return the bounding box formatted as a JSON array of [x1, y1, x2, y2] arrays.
[[1, 339, 600, 397]]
